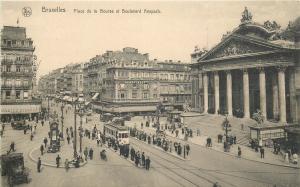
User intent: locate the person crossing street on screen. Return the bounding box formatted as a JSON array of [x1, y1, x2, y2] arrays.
[[145, 157, 151, 170], [37, 157, 42, 173], [40, 144, 44, 155], [43, 137, 48, 148], [260, 147, 265, 159], [56, 154, 61, 168]]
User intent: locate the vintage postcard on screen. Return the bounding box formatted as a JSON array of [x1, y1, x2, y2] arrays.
[[1, 1, 299, 187]]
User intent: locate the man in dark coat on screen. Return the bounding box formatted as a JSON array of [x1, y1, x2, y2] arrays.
[[186, 144, 190, 156], [44, 137, 48, 148], [130, 147, 135, 161], [178, 143, 182, 155], [37, 157, 42, 172], [89, 148, 94, 160], [40, 144, 44, 155], [141, 152, 145, 167], [56, 154, 61, 168], [9, 142, 15, 152], [145, 157, 151, 170], [67, 136, 70, 144], [260, 147, 265, 159], [135, 153, 140, 167]]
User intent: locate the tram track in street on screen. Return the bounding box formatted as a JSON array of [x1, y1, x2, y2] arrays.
[[130, 137, 284, 187], [130, 139, 237, 187]]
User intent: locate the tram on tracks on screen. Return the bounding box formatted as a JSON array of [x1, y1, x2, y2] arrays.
[[103, 123, 129, 146]]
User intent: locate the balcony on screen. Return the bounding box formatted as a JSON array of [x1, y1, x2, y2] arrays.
[[1, 44, 35, 51], [1, 71, 34, 77], [0, 98, 42, 105], [1, 59, 33, 65], [1, 59, 13, 64]]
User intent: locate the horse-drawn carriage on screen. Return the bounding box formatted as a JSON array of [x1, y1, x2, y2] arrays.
[[1, 153, 30, 187]]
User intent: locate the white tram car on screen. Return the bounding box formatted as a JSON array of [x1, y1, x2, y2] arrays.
[[103, 123, 129, 145]]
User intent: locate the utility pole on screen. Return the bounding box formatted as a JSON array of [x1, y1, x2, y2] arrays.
[[61, 104, 64, 139], [74, 103, 77, 159], [79, 109, 83, 153]]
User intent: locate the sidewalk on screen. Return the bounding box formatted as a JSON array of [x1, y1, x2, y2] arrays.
[[126, 115, 300, 169]]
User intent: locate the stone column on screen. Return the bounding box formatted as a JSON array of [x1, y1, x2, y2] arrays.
[[272, 73, 279, 120], [214, 71, 220, 114], [243, 69, 250, 118], [203, 72, 208, 113], [278, 66, 287, 123], [259, 67, 267, 119], [226, 70, 233, 116]]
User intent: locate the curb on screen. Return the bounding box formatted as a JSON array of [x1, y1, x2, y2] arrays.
[[102, 143, 150, 170], [166, 134, 300, 169], [180, 113, 205, 117], [130, 125, 299, 169], [28, 147, 87, 168], [130, 137, 189, 161]]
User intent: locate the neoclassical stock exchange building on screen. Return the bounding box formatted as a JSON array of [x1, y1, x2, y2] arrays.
[[191, 9, 300, 124]]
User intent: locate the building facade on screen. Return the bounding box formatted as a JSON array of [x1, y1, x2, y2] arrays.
[[92, 47, 192, 114], [1, 26, 41, 122], [94, 47, 160, 113], [191, 8, 300, 124], [157, 61, 192, 111], [38, 63, 84, 97]]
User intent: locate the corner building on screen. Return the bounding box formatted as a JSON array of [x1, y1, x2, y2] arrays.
[[1, 26, 41, 122]]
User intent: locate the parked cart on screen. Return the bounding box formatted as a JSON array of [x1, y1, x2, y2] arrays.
[[1, 152, 30, 187]]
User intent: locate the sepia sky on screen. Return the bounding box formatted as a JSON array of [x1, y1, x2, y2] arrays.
[[1, 1, 299, 78]]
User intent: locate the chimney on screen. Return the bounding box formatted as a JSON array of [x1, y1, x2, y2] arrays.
[[106, 51, 113, 56], [143, 53, 149, 60]]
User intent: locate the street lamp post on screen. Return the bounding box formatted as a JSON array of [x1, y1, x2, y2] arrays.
[[79, 108, 84, 153], [73, 102, 77, 159], [47, 96, 50, 120], [61, 104, 64, 139]]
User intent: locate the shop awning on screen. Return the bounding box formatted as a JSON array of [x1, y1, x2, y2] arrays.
[[92, 93, 99, 100]]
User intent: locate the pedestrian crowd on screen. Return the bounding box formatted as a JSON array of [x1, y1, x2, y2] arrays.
[[129, 127, 191, 158]]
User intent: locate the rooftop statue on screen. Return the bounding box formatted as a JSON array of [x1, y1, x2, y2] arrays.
[[241, 7, 252, 23], [263, 20, 281, 31]]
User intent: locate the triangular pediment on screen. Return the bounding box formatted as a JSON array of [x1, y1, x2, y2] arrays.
[[200, 34, 283, 61]]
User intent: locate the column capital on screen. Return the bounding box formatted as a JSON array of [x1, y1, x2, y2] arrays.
[[213, 71, 219, 75], [257, 67, 265, 73], [225, 70, 231, 75], [276, 65, 288, 72], [242, 68, 248, 73]]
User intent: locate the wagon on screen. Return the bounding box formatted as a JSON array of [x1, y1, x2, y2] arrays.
[[0, 152, 30, 187], [11, 121, 28, 130]]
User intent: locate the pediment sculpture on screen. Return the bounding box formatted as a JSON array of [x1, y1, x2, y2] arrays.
[[263, 20, 281, 31], [241, 7, 252, 24], [210, 40, 266, 59]]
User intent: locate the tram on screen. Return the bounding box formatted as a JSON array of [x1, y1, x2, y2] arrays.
[[103, 123, 129, 145]]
